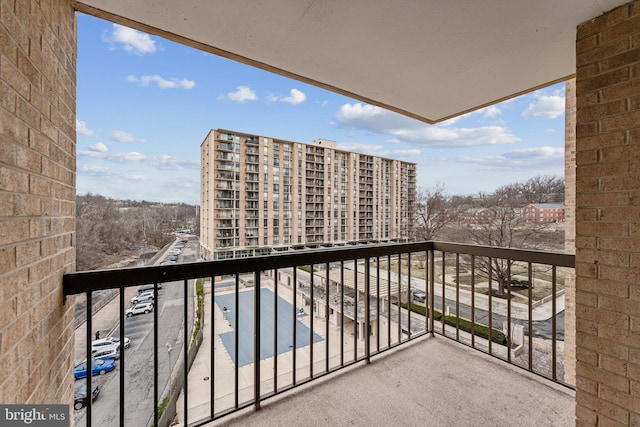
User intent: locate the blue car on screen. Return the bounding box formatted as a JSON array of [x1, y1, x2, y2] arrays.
[[74, 359, 116, 380]]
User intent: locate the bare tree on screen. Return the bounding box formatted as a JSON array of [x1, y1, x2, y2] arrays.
[[492, 175, 564, 206], [462, 177, 564, 295], [415, 183, 468, 241]]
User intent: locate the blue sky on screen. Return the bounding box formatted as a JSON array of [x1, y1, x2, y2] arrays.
[[76, 14, 566, 205]]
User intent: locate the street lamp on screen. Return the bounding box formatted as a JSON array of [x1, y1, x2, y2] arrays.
[[166, 343, 173, 382]]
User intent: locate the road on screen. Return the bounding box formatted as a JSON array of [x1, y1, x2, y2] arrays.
[[74, 237, 198, 427], [431, 294, 565, 340]]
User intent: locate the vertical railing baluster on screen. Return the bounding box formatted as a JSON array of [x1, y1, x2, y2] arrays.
[[441, 252, 446, 334], [387, 255, 391, 345], [86, 291, 92, 427], [234, 274, 240, 408], [429, 249, 435, 336], [488, 260, 493, 355], [471, 256, 476, 348], [254, 271, 261, 408], [376, 256, 380, 353], [274, 268, 278, 393], [340, 261, 344, 367], [397, 255, 402, 343], [455, 253, 460, 341], [424, 249, 429, 333], [119, 287, 125, 426], [183, 280, 189, 420], [552, 266, 557, 381], [365, 257, 371, 363], [353, 260, 358, 360], [407, 253, 411, 339], [210, 278, 215, 418], [507, 262, 512, 363], [310, 264, 314, 377], [292, 268, 297, 386], [528, 262, 533, 372], [325, 263, 329, 373], [153, 284, 159, 427]]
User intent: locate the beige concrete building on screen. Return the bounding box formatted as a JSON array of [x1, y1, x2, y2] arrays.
[[200, 129, 417, 260]]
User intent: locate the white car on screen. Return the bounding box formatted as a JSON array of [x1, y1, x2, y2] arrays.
[[91, 345, 120, 361], [138, 284, 162, 294], [125, 302, 154, 317], [131, 291, 155, 305], [92, 336, 130, 350]]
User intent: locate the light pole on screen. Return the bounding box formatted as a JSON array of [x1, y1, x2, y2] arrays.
[[166, 343, 173, 383]]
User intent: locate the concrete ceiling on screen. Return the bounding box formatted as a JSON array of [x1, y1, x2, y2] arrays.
[[73, 0, 629, 124]]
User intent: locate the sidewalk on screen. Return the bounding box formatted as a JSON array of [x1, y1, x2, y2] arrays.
[[356, 265, 564, 322], [173, 278, 214, 426]]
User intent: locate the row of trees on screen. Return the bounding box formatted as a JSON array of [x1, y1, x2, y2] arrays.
[[76, 193, 199, 271], [414, 175, 565, 295]]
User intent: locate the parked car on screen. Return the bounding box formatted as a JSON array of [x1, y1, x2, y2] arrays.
[[131, 291, 154, 305], [138, 284, 162, 294], [125, 301, 154, 317], [74, 359, 116, 379], [92, 336, 130, 350], [91, 345, 120, 361], [413, 289, 427, 303], [74, 383, 100, 410]]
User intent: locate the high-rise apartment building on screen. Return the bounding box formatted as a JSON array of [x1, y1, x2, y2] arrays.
[[200, 129, 416, 260]]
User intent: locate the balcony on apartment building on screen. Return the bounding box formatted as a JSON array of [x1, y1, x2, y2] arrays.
[[64, 241, 574, 427]]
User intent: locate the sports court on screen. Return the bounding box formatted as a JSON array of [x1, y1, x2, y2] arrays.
[[215, 288, 323, 367]]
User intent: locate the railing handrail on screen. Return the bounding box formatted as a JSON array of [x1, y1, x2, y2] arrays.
[[63, 241, 574, 296]]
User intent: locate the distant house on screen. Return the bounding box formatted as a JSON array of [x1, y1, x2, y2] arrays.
[[523, 203, 565, 223]]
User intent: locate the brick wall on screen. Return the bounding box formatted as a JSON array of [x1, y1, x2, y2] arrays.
[[565, 77, 576, 387], [575, 1, 640, 425], [0, 0, 76, 407]]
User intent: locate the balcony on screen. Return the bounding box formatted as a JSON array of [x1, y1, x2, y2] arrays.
[[64, 241, 574, 427]]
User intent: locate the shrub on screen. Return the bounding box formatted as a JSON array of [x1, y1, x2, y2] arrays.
[[399, 302, 507, 345]]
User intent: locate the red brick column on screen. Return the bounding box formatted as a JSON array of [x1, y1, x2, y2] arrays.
[[575, 1, 640, 425], [0, 0, 76, 407]]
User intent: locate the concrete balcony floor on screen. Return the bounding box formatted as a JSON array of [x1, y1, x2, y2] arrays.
[[210, 336, 575, 427]]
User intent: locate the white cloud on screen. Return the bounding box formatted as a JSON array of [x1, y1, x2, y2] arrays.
[[337, 142, 421, 160], [227, 86, 257, 102], [281, 89, 307, 105], [111, 130, 146, 143], [127, 75, 196, 89], [503, 146, 564, 161], [522, 92, 565, 119], [479, 105, 502, 118], [88, 142, 108, 153], [76, 119, 96, 137], [148, 154, 200, 170], [78, 149, 198, 171], [78, 149, 147, 163], [265, 88, 307, 105], [336, 103, 518, 148], [78, 165, 148, 181], [456, 146, 564, 169], [104, 24, 157, 55]]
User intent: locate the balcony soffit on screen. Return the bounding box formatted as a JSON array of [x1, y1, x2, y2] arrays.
[[73, 0, 629, 124]]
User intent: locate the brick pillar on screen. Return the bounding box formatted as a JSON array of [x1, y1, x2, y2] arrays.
[[0, 0, 76, 407], [575, 1, 640, 425], [564, 77, 576, 387]]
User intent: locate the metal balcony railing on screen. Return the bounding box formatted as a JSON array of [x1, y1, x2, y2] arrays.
[[63, 241, 574, 427]]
